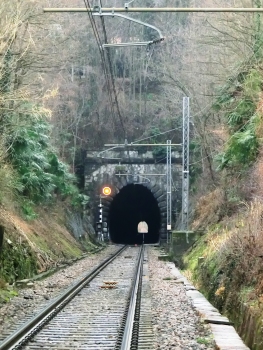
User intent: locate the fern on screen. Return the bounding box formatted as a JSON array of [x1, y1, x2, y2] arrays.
[[5, 104, 80, 205], [227, 112, 243, 128], [215, 66, 263, 170], [217, 128, 258, 170]]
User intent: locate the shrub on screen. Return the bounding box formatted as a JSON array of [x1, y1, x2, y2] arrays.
[[4, 106, 84, 207], [214, 67, 262, 170]]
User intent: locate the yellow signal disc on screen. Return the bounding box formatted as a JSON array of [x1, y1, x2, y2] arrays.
[[102, 186, 111, 196]]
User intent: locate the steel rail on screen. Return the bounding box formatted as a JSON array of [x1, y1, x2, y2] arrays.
[[0, 245, 127, 350], [120, 245, 144, 350], [43, 7, 263, 13]]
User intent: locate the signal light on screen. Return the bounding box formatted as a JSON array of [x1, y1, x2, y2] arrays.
[[102, 186, 111, 196]]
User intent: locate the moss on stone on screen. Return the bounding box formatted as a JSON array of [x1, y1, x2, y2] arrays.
[[0, 236, 38, 283]]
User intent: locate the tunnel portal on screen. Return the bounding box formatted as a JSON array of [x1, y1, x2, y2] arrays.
[[108, 184, 161, 244]]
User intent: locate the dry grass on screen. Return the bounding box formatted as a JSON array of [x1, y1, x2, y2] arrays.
[[251, 148, 263, 200], [256, 93, 263, 126], [210, 199, 263, 295], [192, 188, 226, 230], [0, 279, 6, 289], [0, 164, 20, 205], [207, 227, 232, 256], [192, 184, 263, 295], [210, 126, 229, 143]]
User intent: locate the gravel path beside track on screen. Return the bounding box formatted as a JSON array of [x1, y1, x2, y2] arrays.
[[148, 247, 215, 350], [0, 245, 120, 342]]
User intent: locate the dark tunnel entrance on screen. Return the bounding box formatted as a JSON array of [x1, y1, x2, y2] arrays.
[[108, 184, 161, 244]]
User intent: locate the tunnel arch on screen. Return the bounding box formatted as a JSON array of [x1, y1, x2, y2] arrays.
[[106, 183, 162, 245]]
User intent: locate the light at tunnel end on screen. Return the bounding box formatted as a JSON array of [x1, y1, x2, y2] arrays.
[[108, 183, 161, 245]]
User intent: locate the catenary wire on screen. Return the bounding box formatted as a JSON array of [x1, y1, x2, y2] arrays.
[[97, 126, 181, 159], [99, 0, 126, 136], [188, 116, 254, 167], [83, 0, 116, 126], [84, 1, 251, 170], [99, 0, 135, 174], [83, 2, 180, 163]]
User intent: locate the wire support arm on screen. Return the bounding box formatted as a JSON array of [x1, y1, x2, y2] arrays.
[[102, 40, 161, 47], [92, 12, 164, 47], [44, 8, 263, 13]]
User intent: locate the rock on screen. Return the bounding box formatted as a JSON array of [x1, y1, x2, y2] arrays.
[[158, 254, 169, 261], [26, 282, 34, 287], [173, 278, 185, 283], [16, 279, 31, 286], [23, 294, 33, 300]]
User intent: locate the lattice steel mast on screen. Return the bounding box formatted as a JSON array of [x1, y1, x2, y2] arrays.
[[182, 97, 190, 235], [166, 140, 172, 243]]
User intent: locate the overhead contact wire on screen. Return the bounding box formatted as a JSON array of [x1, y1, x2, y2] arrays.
[[99, 0, 134, 174], [83, 0, 116, 124], [99, 1, 126, 137]]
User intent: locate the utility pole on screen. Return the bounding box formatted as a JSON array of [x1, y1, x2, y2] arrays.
[[182, 97, 190, 242], [166, 140, 172, 243]]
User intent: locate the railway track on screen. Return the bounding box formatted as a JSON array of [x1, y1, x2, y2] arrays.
[[0, 245, 153, 350]]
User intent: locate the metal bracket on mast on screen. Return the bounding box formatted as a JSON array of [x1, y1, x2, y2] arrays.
[[92, 0, 101, 12], [92, 12, 164, 48], [124, 0, 135, 10]]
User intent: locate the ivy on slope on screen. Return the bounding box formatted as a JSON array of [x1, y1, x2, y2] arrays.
[[214, 68, 262, 170], [5, 103, 86, 209]]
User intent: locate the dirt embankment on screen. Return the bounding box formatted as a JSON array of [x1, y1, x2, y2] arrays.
[[0, 203, 91, 285], [183, 187, 263, 350]]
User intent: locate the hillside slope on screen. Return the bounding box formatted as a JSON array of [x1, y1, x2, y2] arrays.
[[0, 203, 93, 285]]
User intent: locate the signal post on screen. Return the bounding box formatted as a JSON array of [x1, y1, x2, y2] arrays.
[[96, 186, 112, 241]]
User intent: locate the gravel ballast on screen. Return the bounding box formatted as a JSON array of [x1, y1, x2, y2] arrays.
[[148, 247, 215, 350], [0, 245, 231, 349], [0, 245, 120, 342]]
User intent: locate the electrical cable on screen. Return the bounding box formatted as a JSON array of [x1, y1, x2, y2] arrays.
[[188, 115, 255, 167], [83, 0, 116, 125], [84, 0, 179, 172], [85, 1, 248, 173], [99, 0, 135, 175], [99, 11, 126, 136], [132, 127, 181, 144], [97, 126, 182, 159]]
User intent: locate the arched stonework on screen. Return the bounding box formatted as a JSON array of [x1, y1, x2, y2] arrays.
[[84, 149, 182, 242]]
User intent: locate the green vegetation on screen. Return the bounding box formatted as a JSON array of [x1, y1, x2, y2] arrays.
[[0, 283, 18, 304], [214, 68, 262, 170], [196, 336, 213, 345], [0, 238, 38, 284], [5, 108, 84, 208]]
